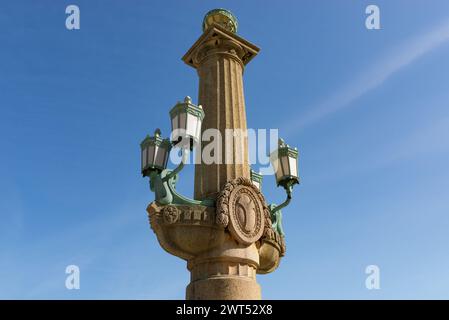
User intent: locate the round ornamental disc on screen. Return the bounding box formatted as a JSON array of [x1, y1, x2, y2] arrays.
[[227, 185, 264, 245]]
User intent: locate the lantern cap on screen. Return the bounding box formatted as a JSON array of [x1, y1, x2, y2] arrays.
[[250, 169, 263, 183], [169, 97, 205, 121], [202, 8, 238, 33], [140, 128, 171, 150], [271, 138, 299, 159]]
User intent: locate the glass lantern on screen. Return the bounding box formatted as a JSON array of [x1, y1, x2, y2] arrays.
[[250, 169, 263, 190], [269, 138, 299, 188], [169, 96, 205, 149], [140, 128, 172, 176]]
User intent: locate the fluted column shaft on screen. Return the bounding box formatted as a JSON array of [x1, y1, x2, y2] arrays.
[[194, 50, 249, 199], [182, 25, 259, 200]]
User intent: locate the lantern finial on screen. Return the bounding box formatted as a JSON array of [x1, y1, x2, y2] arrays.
[[279, 138, 287, 148]]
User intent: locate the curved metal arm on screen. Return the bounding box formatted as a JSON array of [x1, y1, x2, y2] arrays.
[[149, 148, 215, 207], [270, 185, 292, 214], [163, 148, 188, 182]]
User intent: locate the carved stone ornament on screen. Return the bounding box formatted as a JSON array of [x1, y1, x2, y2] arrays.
[[162, 205, 179, 224], [216, 177, 265, 245]]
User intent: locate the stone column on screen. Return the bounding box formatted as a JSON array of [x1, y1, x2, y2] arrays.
[[181, 17, 263, 300], [185, 234, 262, 300], [183, 23, 259, 201], [146, 10, 286, 301]]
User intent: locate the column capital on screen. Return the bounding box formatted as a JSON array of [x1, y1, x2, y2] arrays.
[[182, 23, 260, 69]]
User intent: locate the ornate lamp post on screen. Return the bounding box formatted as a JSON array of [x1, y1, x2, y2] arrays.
[[141, 8, 300, 300]]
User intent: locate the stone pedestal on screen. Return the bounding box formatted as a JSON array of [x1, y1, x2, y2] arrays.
[[186, 237, 261, 300], [147, 177, 285, 300]]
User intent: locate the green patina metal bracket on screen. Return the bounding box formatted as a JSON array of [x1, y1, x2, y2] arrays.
[[148, 149, 215, 207], [269, 182, 295, 237], [268, 203, 285, 237]]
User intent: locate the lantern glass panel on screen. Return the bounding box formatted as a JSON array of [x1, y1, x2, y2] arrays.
[[253, 180, 260, 190], [179, 112, 187, 131], [276, 170, 282, 183], [186, 113, 197, 138], [250, 169, 263, 190], [281, 155, 289, 178], [275, 161, 282, 181], [154, 146, 165, 168], [141, 147, 147, 170], [147, 145, 155, 167], [171, 115, 179, 132], [289, 156, 298, 178], [163, 150, 168, 168]]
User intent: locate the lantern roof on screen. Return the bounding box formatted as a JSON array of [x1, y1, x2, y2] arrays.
[[169, 96, 205, 121], [250, 169, 263, 183], [271, 138, 299, 159], [140, 128, 172, 150]]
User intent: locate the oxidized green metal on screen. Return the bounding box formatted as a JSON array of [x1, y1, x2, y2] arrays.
[[149, 169, 214, 207], [268, 203, 285, 237], [148, 149, 214, 207], [169, 97, 205, 123], [250, 169, 263, 189], [270, 138, 300, 188], [140, 129, 172, 174], [202, 8, 238, 33]]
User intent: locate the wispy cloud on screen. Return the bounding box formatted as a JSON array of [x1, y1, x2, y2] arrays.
[[309, 114, 449, 185], [286, 18, 449, 136]]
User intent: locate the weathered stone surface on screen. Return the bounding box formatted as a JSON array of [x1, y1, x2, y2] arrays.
[[216, 177, 265, 245], [182, 24, 260, 201], [148, 202, 225, 261], [147, 174, 286, 298], [186, 277, 261, 300], [146, 15, 286, 300], [148, 201, 264, 300], [186, 233, 261, 300]]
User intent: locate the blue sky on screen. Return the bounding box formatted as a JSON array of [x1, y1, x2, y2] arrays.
[[1, 0, 449, 299]]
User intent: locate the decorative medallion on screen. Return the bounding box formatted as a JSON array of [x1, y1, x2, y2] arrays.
[[162, 205, 179, 224], [216, 177, 265, 245]]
